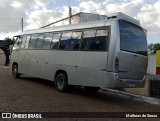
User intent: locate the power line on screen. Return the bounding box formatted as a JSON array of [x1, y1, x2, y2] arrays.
[[0, 25, 21, 27], [0, 17, 22, 19], [0, 17, 24, 32]]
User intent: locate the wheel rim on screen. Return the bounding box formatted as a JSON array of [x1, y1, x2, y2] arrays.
[[57, 76, 65, 90], [12, 66, 17, 77]]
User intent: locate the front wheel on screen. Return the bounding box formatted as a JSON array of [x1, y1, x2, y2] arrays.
[[12, 64, 21, 78], [55, 73, 68, 92]]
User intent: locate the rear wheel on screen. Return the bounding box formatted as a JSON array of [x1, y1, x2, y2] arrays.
[[84, 86, 100, 92], [55, 73, 68, 92], [12, 64, 21, 78]]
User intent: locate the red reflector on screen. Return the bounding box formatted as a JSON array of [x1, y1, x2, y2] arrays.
[[115, 57, 119, 71]]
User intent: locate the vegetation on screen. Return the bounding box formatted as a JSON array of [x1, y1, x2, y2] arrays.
[[148, 43, 160, 54], [4, 37, 15, 45]]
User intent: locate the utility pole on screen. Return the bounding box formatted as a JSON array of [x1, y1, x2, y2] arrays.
[[69, 7, 72, 24], [68, 0, 72, 24], [21, 18, 23, 32]]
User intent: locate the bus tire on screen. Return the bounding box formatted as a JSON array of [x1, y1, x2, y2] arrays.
[[84, 86, 100, 92], [55, 73, 68, 92], [12, 64, 21, 78]]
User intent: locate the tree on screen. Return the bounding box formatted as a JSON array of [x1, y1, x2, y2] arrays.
[[4, 37, 14, 46], [148, 43, 160, 54]]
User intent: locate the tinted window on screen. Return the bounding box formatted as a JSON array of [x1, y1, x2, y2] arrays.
[[95, 29, 109, 51], [29, 34, 38, 49], [43, 33, 53, 49], [59, 32, 72, 50], [36, 34, 44, 49], [81, 30, 96, 50], [70, 32, 82, 50], [24, 35, 31, 49], [51, 33, 61, 49], [119, 20, 147, 56]]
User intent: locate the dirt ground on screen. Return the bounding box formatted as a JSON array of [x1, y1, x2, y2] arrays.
[[0, 67, 160, 121]]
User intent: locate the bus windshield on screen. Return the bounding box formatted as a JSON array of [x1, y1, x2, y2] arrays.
[[119, 20, 148, 56]]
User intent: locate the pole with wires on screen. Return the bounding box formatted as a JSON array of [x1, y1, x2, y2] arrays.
[[68, 0, 72, 24], [21, 18, 23, 32], [69, 7, 72, 24]]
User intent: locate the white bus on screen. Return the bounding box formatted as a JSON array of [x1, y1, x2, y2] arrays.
[[10, 12, 148, 92]]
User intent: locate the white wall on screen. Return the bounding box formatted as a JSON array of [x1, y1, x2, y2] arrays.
[[147, 54, 156, 75]]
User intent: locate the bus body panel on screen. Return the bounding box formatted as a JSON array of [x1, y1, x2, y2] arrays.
[[18, 50, 108, 87], [10, 13, 148, 89], [119, 51, 148, 80]]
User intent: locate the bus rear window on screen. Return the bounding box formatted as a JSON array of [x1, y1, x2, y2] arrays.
[[119, 20, 148, 56]]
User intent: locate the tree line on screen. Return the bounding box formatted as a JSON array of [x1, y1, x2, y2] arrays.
[[148, 43, 160, 54]]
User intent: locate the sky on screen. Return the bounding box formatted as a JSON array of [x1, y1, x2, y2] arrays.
[[0, 0, 160, 44]]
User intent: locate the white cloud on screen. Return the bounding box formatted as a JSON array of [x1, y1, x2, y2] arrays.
[[78, 0, 160, 43], [35, 0, 51, 7], [136, 0, 160, 43], [0, 0, 159, 43], [80, 1, 102, 13], [11, 1, 22, 8]]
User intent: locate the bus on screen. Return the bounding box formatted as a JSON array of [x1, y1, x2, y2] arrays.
[[10, 12, 148, 92]]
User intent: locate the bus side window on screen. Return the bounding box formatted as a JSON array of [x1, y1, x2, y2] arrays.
[[29, 34, 38, 49], [24, 35, 31, 49], [43, 33, 53, 49], [95, 29, 109, 51], [81, 30, 96, 50], [12, 36, 22, 51], [21, 35, 27, 49], [59, 32, 72, 50], [36, 34, 44, 49], [70, 32, 82, 50], [51, 33, 61, 49]]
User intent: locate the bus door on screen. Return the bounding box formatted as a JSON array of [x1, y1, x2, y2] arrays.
[[20, 35, 31, 74], [11, 36, 22, 70]]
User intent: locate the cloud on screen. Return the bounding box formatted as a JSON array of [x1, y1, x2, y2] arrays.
[[35, 0, 54, 7], [136, 0, 160, 43], [11, 1, 22, 8], [80, 1, 102, 13], [78, 0, 160, 43], [0, 0, 159, 43], [26, 6, 70, 29]]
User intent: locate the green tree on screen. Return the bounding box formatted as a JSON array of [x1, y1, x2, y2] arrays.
[[4, 37, 14, 46], [148, 43, 160, 53]]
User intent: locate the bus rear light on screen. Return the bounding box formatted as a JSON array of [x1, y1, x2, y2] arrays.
[[115, 57, 119, 72]]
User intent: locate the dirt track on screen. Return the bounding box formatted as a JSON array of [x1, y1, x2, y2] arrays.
[[0, 67, 160, 121]]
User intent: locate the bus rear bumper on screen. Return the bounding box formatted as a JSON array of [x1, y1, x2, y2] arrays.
[[105, 72, 146, 88], [119, 76, 146, 88]]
